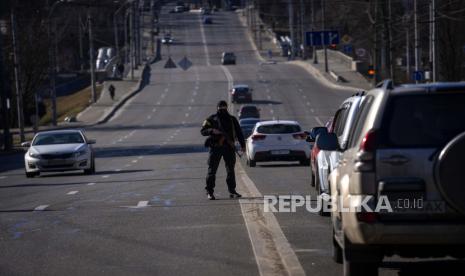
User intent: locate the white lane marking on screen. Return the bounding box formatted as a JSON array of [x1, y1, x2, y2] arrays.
[[310, 108, 315, 113], [188, 106, 192, 110], [193, 91, 197, 96], [164, 88, 169, 92], [195, 86, 199, 90], [157, 101, 161, 105], [147, 115, 152, 120], [162, 141, 168, 145], [138, 156, 143, 160], [161, 94, 166, 99], [132, 160, 138, 163], [299, 89, 303, 92], [220, 66, 234, 110], [34, 205, 49, 211], [87, 182, 96, 186], [303, 95, 307, 99], [199, 15, 211, 66], [267, 95, 271, 100], [185, 113, 189, 117], [190, 99, 195, 103], [306, 102, 311, 106], [0, 176, 7, 179], [272, 116, 276, 120], [152, 108, 157, 112], [237, 162, 305, 276], [125, 164, 132, 167], [115, 169, 122, 172], [315, 117, 324, 126], [102, 175, 110, 178], [181, 121, 186, 125], [67, 191, 78, 195]]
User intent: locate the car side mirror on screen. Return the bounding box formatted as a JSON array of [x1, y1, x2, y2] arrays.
[[87, 139, 96, 144], [316, 132, 340, 151], [304, 131, 314, 142], [21, 141, 31, 147]]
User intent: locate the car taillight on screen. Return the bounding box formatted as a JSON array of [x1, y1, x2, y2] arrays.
[[355, 130, 377, 172], [293, 133, 307, 140], [251, 134, 266, 141]]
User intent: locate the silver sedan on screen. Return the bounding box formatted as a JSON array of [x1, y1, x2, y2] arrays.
[[22, 129, 96, 177]]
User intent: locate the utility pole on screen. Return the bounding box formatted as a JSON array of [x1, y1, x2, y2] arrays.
[[257, 0, 262, 50], [322, 0, 328, 72], [0, 19, 12, 151], [288, 0, 295, 60], [406, 26, 410, 82], [300, 0, 305, 59], [414, 0, 419, 83], [311, 0, 317, 64], [430, 0, 436, 82], [151, 0, 155, 55], [372, 0, 379, 86], [78, 14, 84, 71], [388, 0, 394, 80], [129, 3, 135, 80], [11, 8, 25, 142], [47, 1, 58, 126], [88, 12, 97, 103]]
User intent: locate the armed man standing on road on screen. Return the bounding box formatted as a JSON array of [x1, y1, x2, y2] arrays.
[[201, 100, 246, 200]]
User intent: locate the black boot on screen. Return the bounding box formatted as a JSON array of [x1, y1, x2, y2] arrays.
[[229, 191, 242, 199]]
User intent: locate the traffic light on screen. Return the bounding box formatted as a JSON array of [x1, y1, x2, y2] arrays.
[[367, 65, 375, 78]]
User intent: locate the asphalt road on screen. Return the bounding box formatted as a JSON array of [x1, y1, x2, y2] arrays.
[[1, 5, 464, 276]]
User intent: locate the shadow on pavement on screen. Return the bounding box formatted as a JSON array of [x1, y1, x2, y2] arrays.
[[95, 144, 207, 158], [382, 259, 465, 275]]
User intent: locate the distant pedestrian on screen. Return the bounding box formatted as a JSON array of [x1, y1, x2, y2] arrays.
[[109, 84, 115, 100]]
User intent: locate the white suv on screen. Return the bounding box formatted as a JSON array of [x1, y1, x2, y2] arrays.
[[317, 81, 465, 276]]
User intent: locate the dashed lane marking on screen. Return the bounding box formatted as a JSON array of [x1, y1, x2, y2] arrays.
[[310, 108, 315, 113], [102, 175, 110, 178], [34, 205, 49, 212], [132, 160, 138, 163], [185, 113, 190, 117], [0, 176, 6, 179], [87, 182, 96, 186], [315, 117, 324, 126], [67, 191, 78, 195]]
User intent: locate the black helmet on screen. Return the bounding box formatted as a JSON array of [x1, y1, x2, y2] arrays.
[[217, 100, 228, 108]]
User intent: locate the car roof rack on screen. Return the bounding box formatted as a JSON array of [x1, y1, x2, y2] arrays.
[[375, 79, 394, 90]]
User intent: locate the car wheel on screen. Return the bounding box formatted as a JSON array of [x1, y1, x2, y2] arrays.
[[342, 236, 380, 276], [343, 256, 378, 276], [332, 232, 343, 264], [25, 171, 38, 178], [84, 158, 96, 175], [310, 169, 315, 187], [248, 158, 256, 167]]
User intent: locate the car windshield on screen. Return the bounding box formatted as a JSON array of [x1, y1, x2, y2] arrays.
[[33, 133, 84, 145], [257, 124, 301, 134], [381, 93, 465, 147]]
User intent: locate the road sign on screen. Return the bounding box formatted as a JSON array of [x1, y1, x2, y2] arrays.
[[305, 30, 340, 46], [355, 48, 366, 57], [343, 44, 353, 54], [178, 56, 192, 71], [413, 70, 424, 81], [341, 34, 352, 44], [164, 57, 177, 69]]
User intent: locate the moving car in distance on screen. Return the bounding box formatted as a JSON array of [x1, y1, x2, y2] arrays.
[[221, 52, 236, 65], [22, 129, 96, 177], [238, 105, 260, 119], [231, 84, 253, 103], [161, 33, 173, 44], [246, 120, 311, 167], [174, 5, 185, 13], [239, 118, 261, 138]]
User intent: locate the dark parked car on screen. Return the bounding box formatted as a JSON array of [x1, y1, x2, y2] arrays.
[[238, 105, 260, 119]]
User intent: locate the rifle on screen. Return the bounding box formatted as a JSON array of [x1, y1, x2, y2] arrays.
[[216, 116, 243, 158]]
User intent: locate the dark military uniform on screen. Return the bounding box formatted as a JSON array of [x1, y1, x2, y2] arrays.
[[201, 111, 245, 195]]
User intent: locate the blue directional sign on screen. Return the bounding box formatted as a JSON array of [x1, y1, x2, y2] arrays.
[[413, 70, 424, 81], [343, 44, 353, 54], [305, 30, 340, 46]]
